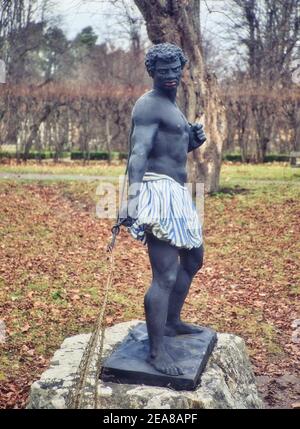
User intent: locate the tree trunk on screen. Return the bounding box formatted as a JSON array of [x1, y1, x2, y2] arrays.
[[134, 0, 227, 193], [294, 102, 300, 152], [105, 116, 112, 165]]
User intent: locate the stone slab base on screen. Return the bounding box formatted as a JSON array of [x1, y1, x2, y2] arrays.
[[101, 322, 217, 390], [27, 320, 264, 409]]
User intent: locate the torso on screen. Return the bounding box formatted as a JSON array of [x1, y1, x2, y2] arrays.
[[133, 91, 190, 185]]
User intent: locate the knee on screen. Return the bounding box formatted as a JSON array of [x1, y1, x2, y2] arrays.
[[185, 248, 204, 277], [196, 250, 204, 272], [189, 261, 202, 277], [157, 270, 178, 291]]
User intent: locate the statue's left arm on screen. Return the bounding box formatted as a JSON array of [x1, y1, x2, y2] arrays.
[[188, 123, 207, 152]]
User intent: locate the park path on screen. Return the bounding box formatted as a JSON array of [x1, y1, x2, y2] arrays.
[[0, 172, 299, 185], [0, 173, 119, 182]]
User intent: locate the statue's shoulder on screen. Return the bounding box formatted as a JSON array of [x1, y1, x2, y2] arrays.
[[132, 91, 160, 121]]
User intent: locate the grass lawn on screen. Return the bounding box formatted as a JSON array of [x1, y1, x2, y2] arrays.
[[1, 159, 300, 182], [220, 162, 300, 183], [0, 159, 126, 177], [0, 161, 299, 408]]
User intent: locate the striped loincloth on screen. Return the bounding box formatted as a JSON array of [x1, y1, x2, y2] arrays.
[[128, 171, 203, 250]]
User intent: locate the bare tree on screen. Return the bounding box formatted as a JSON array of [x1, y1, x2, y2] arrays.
[[0, 0, 53, 83], [122, 0, 226, 193], [223, 0, 300, 160]]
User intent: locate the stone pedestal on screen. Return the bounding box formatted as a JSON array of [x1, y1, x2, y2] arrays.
[[27, 320, 264, 409], [101, 322, 217, 390]]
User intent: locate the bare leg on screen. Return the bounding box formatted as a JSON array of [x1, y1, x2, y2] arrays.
[[165, 244, 204, 336], [145, 233, 183, 376]]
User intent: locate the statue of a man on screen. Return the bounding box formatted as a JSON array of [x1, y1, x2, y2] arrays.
[[122, 43, 206, 377]]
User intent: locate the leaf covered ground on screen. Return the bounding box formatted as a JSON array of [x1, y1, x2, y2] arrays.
[[0, 162, 299, 408]]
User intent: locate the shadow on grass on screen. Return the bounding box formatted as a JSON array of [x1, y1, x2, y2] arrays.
[[210, 186, 251, 197]]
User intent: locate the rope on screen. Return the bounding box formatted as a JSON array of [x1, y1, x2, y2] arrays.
[[66, 121, 135, 409], [66, 247, 116, 409]]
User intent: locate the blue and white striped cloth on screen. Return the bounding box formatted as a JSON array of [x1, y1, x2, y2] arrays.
[[128, 171, 202, 249]]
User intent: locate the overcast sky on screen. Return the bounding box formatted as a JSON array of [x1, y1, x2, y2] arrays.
[[51, 0, 230, 45]]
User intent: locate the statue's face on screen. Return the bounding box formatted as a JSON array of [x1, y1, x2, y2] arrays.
[[152, 58, 182, 91]]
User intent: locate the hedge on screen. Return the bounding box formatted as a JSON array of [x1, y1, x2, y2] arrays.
[[70, 151, 121, 160], [0, 150, 290, 162], [0, 151, 69, 160], [222, 154, 289, 162]]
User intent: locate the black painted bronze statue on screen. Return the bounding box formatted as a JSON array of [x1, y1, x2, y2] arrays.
[[121, 43, 207, 377]]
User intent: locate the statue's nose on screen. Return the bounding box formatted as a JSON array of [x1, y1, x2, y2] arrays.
[[166, 71, 176, 80]]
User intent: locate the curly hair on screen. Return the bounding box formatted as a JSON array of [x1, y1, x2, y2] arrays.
[[145, 43, 187, 77]]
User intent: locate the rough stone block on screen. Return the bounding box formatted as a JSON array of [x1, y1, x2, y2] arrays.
[[27, 320, 264, 409]]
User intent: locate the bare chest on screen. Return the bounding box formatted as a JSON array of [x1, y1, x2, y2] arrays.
[[152, 104, 188, 159], [159, 102, 189, 135]]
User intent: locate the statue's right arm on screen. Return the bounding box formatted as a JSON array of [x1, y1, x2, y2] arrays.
[[127, 99, 159, 209]]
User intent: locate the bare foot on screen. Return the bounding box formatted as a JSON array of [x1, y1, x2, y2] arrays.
[[147, 346, 184, 376], [164, 321, 204, 337]]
